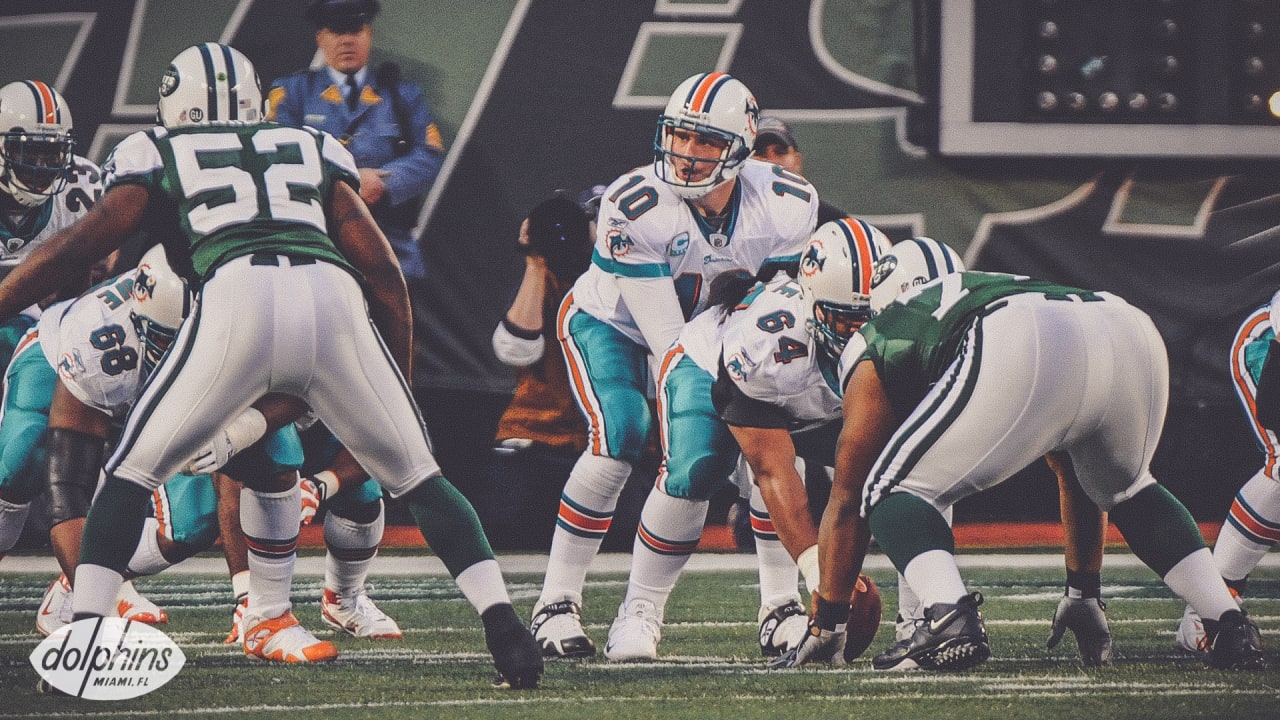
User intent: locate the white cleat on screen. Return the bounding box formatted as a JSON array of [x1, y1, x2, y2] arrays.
[[530, 600, 596, 658], [320, 587, 403, 639], [605, 598, 662, 661], [35, 574, 73, 637], [224, 594, 248, 644], [116, 579, 168, 624], [758, 599, 808, 657], [242, 610, 338, 663]]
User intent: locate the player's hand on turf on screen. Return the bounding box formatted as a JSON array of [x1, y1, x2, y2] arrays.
[[770, 595, 848, 668], [1046, 596, 1112, 666], [299, 476, 325, 525]]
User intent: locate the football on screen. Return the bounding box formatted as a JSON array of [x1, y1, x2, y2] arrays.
[[844, 573, 883, 661]]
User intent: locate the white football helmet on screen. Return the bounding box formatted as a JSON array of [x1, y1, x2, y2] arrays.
[[157, 43, 262, 128], [653, 72, 759, 200], [798, 217, 893, 362], [131, 245, 192, 375], [868, 237, 965, 315], [0, 80, 75, 208]]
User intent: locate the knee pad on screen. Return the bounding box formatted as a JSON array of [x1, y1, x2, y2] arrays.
[[44, 428, 105, 527]]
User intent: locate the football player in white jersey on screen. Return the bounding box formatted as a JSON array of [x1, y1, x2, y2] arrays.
[[602, 218, 888, 661], [1175, 289, 1280, 654], [0, 80, 103, 425], [785, 242, 1262, 671], [0, 44, 542, 685], [725, 235, 1115, 669], [531, 71, 818, 658]]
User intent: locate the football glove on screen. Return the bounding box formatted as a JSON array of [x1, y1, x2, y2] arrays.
[[1046, 595, 1113, 666], [183, 408, 267, 475], [299, 476, 326, 526], [770, 595, 848, 668]]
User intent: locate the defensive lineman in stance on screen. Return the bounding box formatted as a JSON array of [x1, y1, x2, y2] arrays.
[[782, 246, 1264, 671], [532, 71, 817, 658], [0, 44, 541, 686]]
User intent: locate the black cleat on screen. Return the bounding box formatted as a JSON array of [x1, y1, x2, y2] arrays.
[[880, 592, 990, 672], [1204, 609, 1266, 671], [483, 604, 545, 689]]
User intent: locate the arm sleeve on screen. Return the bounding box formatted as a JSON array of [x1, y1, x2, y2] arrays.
[[492, 320, 546, 367], [265, 76, 302, 127], [617, 275, 685, 355]]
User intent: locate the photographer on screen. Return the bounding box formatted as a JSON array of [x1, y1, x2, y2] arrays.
[[475, 192, 596, 549]]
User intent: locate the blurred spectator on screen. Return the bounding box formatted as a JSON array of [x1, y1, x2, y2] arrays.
[[752, 116, 847, 226], [266, 0, 444, 282]]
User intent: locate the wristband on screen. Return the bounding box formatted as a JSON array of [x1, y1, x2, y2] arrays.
[[813, 594, 851, 631]]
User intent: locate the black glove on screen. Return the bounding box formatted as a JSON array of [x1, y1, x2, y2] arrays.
[[1047, 596, 1113, 667], [770, 595, 848, 668]]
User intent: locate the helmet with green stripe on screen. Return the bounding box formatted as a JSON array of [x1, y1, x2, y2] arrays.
[[868, 237, 965, 315], [157, 43, 263, 128], [654, 72, 759, 200]]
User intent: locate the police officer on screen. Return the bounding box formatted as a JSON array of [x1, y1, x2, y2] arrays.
[[267, 0, 445, 281]]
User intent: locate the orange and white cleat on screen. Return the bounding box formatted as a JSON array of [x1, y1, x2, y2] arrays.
[[320, 587, 403, 639], [35, 574, 73, 637], [242, 610, 338, 663], [116, 579, 168, 624]]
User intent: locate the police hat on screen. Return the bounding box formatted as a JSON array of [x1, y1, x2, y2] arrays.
[[306, 0, 380, 32]]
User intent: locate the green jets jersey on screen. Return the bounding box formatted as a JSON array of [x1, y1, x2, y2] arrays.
[[844, 272, 1105, 419], [103, 122, 359, 279]]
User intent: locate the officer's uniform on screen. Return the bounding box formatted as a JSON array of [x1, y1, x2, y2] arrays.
[[267, 66, 443, 280]]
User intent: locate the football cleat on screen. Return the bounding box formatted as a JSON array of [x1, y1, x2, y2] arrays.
[[1176, 586, 1241, 657], [530, 600, 596, 658], [1046, 596, 1112, 667], [241, 610, 338, 663], [1203, 609, 1266, 670], [35, 574, 73, 637], [605, 598, 662, 661], [758, 599, 808, 657], [876, 592, 990, 672], [321, 587, 403, 639], [224, 594, 248, 644], [116, 579, 168, 624], [483, 603, 544, 689]]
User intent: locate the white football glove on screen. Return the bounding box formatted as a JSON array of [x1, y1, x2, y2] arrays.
[[769, 596, 848, 668], [182, 408, 268, 475]]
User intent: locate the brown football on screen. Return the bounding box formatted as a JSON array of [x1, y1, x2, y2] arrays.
[[844, 573, 883, 661]]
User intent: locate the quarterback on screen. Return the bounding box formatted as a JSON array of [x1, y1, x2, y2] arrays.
[[531, 71, 818, 659]]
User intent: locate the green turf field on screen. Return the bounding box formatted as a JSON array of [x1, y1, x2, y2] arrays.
[[2, 554, 1278, 719]]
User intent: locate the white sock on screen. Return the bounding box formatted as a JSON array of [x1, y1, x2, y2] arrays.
[[1166, 547, 1240, 623], [126, 517, 173, 576], [71, 564, 123, 617], [241, 485, 300, 619], [1214, 470, 1280, 584], [538, 453, 632, 609], [750, 485, 800, 605], [622, 491, 707, 610], [903, 549, 968, 609], [0, 497, 31, 555], [455, 558, 512, 615], [324, 504, 384, 596]]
